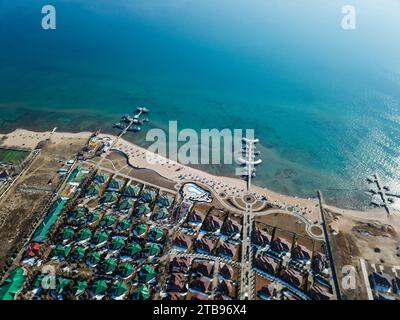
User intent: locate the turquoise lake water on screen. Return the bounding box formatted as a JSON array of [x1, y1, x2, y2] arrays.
[[1, 0, 400, 209]]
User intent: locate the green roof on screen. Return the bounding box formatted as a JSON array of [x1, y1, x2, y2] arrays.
[[86, 251, 101, 266], [68, 207, 88, 220], [117, 219, 131, 231], [148, 227, 165, 242], [77, 228, 92, 241], [59, 226, 75, 240], [157, 194, 174, 208], [123, 184, 141, 197], [110, 237, 125, 251], [73, 280, 88, 296], [140, 189, 157, 203], [107, 178, 124, 191], [92, 231, 109, 245], [134, 203, 151, 216], [101, 192, 118, 204], [111, 281, 128, 298], [71, 246, 86, 261], [117, 197, 135, 211], [94, 173, 109, 185], [123, 242, 142, 257], [91, 280, 108, 296], [152, 207, 169, 221], [33, 198, 67, 243], [86, 184, 100, 197], [99, 258, 117, 273], [118, 262, 136, 278], [99, 215, 116, 228], [52, 244, 71, 259], [132, 223, 147, 238], [139, 265, 157, 283], [0, 268, 26, 300], [132, 284, 150, 300], [55, 277, 70, 294], [86, 210, 101, 224], [144, 243, 162, 257], [32, 274, 44, 289]]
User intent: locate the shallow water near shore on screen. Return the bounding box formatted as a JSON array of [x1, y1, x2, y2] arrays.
[[1, 0, 400, 210]]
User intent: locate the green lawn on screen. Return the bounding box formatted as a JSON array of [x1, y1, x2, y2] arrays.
[[0, 148, 30, 164]]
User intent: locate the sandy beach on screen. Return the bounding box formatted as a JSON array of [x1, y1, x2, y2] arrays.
[[1, 128, 395, 224]]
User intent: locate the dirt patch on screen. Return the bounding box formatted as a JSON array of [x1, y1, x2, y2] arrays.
[[0, 137, 86, 271]]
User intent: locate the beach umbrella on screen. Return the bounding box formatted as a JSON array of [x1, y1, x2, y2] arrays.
[[131, 284, 150, 300], [118, 262, 136, 278]]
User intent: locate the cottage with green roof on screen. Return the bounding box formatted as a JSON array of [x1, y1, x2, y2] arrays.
[[110, 281, 128, 299], [109, 236, 126, 251], [118, 262, 136, 279], [72, 280, 88, 297], [67, 207, 88, 221], [132, 284, 150, 300], [121, 242, 142, 259], [134, 203, 151, 217], [132, 223, 147, 238], [117, 218, 131, 232], [91, 231, 109, 246], [151, 207, 169, 221], [148, 227, 165, 242], [101, 191, 118, 205], [51, 277, 70, 299], [123, 183, 141, 197], [70, 246, 86, 262], [51, 244, 71, 260], [86, 251, 101, 267], [99, 258, 117, 274], [86, 210, 101, 225], [140, 189, 157, 203], [157, 194, 174, 208], [77, 228, 92, 243], [138, 265, 157, 283], [85, 184, 100, 198], [117, 197, 135, 212], [144, 243, 162, 257], [107, 178, 124, 192], [99, 215, 116, 228], [91, 280, 108, 298], [58, 226, 75, 241]]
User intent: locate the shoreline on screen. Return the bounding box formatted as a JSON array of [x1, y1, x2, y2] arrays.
[[0, 128, 392, 225]]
